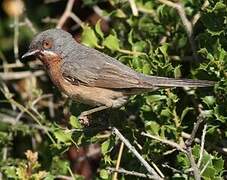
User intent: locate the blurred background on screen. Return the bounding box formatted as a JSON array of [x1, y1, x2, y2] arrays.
[[0, 0, 226, 179]]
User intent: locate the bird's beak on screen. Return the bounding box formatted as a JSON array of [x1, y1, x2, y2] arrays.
[[21, 49, 40, 59]]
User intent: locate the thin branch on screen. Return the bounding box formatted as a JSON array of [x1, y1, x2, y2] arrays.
[[69, 12, 83, 27], [107, 167, 153, 179], [112, 142, 124, 180], [13, 15, 20, 63], [185, 113, 204, 147], [56, 0, 82, 28], [0, 70, 45, 80], [0, 88, 56, 144], [192, 0, 209, 26], [141, 132, 186, 153], [197, 124, 207, 168], [24, 17, 37, 34], [186, 147, 201, 180], [128, 0, 139, 16], [57, 0, 75, 28], [158, 0, 198, 61], [55, 175, 73, 180], [200, 158, 211, 175], [112, 127, 162, 180]]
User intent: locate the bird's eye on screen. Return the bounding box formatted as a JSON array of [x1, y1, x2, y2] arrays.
[[42, 39, 52, 49]]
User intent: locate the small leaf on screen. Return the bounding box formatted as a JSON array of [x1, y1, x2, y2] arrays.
[[159, 43, 168, 57], [202, 96, 216, 107], [181, 107, 193, 121], [145, 121, 160, 135], [53, 129, 72, 143], [212, 157, 224, 173], [147, 95, 166, 103], [95, 20, 104, 39], [103, 34, 120, 51], [69, 116, 82, 129], [100, 169, 109, 179], [101, 139, 111, 155], [174, 65, 181, 78], [128, 29, 133, 46], [81, 25, 98, 47], [142, 63, 151, 74]]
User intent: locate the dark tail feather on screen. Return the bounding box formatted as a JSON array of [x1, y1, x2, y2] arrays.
[[141, 75, 215, 88]]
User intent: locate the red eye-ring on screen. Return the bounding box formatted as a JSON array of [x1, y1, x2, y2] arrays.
[[43, 40, 52, 49]]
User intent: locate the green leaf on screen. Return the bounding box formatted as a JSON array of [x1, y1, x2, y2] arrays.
[[145, 121, 160, 135], [147, 95, 166, 103], [181, 107, 193, 121], [69, 115, 82, 129], [174, 65, 181, 78], [95, 20, 104, 39], [53, 129, 72, 143], [3, 166, 17, 178], [44, 175, 55, 180], [103, 34, 120, 51], [101, 139, 111, 155], [100, 169, 109, 179], [159, 43, 168, 57], [202, 96, 216, 107], [142, 63, 151, 74], [128, 29, 133, 46], [212, 157, 224, 173], [81, 25, 98, 47], [202, 166, 216, 178]]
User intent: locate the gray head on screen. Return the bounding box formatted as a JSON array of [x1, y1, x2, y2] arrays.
[[22, 29, 75, 60]]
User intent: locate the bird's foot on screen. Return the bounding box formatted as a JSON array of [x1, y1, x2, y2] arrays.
[[78, 113, 90, 126]]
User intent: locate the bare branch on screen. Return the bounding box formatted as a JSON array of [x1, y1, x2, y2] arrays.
[[56, 0, 83, 28], [197, 124, 207, 168], [141, 132, 187, 153], [107, 167, 154, 179], [192, 0, 209, 26], [0, 70, 45, 80], [128, 0, 138, 16], [186, 147, 201, 180], [112, 127, 163, 180], [112, 142, 124, 180]]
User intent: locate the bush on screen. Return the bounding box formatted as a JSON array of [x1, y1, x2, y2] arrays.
[[0, 0, 226, 179]]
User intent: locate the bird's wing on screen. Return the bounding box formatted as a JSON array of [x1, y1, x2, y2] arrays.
[[60, 44, 143, 89]]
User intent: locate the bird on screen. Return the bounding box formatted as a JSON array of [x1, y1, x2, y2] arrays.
[[22, 28, 214, 123]]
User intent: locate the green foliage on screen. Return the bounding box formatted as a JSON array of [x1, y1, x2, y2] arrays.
[[0, 0, 227, 179]]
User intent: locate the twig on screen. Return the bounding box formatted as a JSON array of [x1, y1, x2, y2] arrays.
[[186, 147, 201, 180], [197, 124, 207, 168], [112, 142, 124, 180], [200, 158, 211, 175], [0, 70, 45, 80], [24, 17, 37, 34], [151, 162, 165, 178], [158, 0, 198, 61], [128, 0, 138, 16], [185, 113, 204, 147], [56, 0, 83, 28], [112, 127, 162, 180], [55, 175, 73, 180], [162, 163, 183, 174], [191, 0, 209, 26], [107, 167, 153, 179], [181, 131, 200, 143], [141, 132, 186, 153], [0, 87, 56, 144], [13, 15, 20, 63], [57, 0, 75, 28], [93, 5, 110, 21]]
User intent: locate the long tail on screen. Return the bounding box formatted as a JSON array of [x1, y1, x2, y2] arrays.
[[140, 74, 215, 88]]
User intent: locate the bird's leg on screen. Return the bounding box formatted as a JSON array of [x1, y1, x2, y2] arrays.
[[79, 106, 109, 125]]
